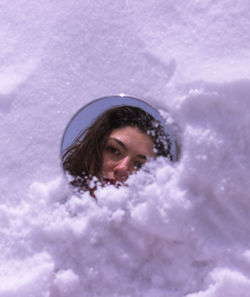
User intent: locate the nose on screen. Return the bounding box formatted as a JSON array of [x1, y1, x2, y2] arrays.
[[114, 157, 132, 182]]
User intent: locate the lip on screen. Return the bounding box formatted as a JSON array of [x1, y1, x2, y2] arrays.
[[103, 178, 116, 184], [102, 178, 124, 188]]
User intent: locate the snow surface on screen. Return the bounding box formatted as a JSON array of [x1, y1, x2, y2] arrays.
[[1, 0, 250, 296]]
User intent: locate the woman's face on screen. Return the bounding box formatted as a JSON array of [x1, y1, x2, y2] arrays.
[[101, 126, 155, 182]]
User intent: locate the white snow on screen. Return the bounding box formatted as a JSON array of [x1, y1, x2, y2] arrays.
[[0, 0, 250, 296]]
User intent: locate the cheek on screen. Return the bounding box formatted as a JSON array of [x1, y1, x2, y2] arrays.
[[101, 156, 117, 179], [101, 154, 115, 173]]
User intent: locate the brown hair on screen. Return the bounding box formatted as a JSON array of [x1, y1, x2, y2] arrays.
[[62, 105, 175, 190]]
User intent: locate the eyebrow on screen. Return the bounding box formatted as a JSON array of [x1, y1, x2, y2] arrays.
[[109, 138, 147, 160]]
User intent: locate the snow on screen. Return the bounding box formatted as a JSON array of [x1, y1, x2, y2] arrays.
[[0, 0, 250, 296]]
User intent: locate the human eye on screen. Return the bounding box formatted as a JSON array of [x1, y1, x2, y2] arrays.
[[134, 161, 144, 170], [106, 145, 121, 156]]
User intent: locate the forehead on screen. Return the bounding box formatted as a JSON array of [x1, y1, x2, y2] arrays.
[[109, 126, 154, 156]]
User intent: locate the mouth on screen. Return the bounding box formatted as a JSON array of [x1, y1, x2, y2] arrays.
[[103, 178, 116, 184], [102, 178, 123, 187]]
